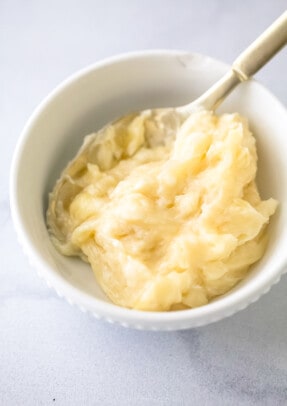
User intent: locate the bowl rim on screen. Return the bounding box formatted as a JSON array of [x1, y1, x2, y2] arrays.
[[10, 49, 287, 329]]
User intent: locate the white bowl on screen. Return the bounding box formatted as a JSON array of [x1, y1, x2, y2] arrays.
[[10, 50, 287, 331]]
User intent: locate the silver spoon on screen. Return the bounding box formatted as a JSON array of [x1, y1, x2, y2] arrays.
[[179, 10, 287, 115]]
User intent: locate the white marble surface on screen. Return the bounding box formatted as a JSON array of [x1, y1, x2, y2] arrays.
[[1, 1, 287, 405]]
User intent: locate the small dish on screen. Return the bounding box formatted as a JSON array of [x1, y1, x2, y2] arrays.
[[10, 50, 287, 330]]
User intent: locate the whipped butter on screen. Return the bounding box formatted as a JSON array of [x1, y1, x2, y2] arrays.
[[47, 110, 277, 311]]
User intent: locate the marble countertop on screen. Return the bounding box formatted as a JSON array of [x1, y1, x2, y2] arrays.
[[1, 1, 287, 405]]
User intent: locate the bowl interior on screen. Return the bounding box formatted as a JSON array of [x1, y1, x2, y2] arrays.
[[13, 51, 287, 315]]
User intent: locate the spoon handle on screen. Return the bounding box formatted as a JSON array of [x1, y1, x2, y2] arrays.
[[185, 11, 287, 112], [233, 10, 287, 80]]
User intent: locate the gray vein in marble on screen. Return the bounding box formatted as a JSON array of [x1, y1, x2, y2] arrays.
[[0, 196, 10, 227]]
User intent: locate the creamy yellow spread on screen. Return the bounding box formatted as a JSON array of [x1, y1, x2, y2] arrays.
[[47, 110, 277, 311]]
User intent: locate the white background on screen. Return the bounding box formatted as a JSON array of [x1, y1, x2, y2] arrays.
[[1, 1, 287, 405]]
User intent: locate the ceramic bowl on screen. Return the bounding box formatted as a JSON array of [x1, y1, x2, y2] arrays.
[[10, 51, 287, 330]]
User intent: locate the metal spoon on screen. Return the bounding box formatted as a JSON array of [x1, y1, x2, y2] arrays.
[[179, 10, 287, 115]]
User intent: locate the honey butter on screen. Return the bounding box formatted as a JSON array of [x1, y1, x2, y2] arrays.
[[47, 110, 277, 311]]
